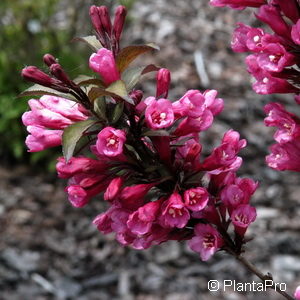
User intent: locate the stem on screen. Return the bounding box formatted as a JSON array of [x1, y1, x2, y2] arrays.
[[226, 248, 294, 300]]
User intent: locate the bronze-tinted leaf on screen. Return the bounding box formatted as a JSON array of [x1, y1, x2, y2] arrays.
[[116, 43, 160, 73], [122, 64, 160, 91]]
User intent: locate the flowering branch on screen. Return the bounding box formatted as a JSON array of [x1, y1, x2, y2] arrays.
[[18, 2, 299, 300]]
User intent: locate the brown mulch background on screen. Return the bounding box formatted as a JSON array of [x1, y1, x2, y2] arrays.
[[1, 1, 299, 299]]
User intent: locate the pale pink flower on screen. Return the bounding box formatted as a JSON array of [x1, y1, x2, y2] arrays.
[[159, 193, 190, 228], [188, 224, 223, 261]]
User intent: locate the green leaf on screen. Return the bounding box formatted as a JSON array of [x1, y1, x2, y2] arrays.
[[94, 97, 107, 120], [73, 75, 104, 87], [88, 81, 135, 105], [18, 84, 77, 101], [72, 35, 102, 52], [62, 119, 96, 162], [111, 101, 124, 124], [116, 43, 160, 73], [122, 64, 160, 91], [142, 130, 170, 137]]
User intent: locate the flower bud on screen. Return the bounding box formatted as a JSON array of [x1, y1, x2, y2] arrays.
[[50, 63, 72, 86], [98, 6, 112, 35], [89, 5, 102, 33], [89, 48, 120, 85], [43, 54, 57, 67], [294, 286, 300, 300], [113, 6, 127, 42], [156, 68, 171, 98], [22, 66, 55, 87]]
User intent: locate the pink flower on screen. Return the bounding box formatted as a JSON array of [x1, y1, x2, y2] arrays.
[[56, 157, 107, 178], [294, 286, 300, 300], [89, 48, 120, 85], [188, 224, 223, 261], [96, 126, 126, 157], [257, 43, 295, 72], [202, 130, 246, 174], [24, 126, 62, 152], [231, 23, 251, 52], [127, 200, 162, 235], [104, 177, 124, 201], [120, 183, 156, 210], [172, 90, 206, 118], [221, 184, 245, 208], [145, 98, 174, 129], [159, 193, 190, 228], [231, 204, 257, 236], [65, 185, 89, 207], [184, 187, 209, 211], [266, 141, 300, 172], [22, 96, 88, 152], [264, 102, 300, 143], [174, 112, 214, 136], [246, 27, 265, 52], [246, 54, 299, 94]]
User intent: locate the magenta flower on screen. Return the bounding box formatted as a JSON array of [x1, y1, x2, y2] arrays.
[[56, 157, 107, 178], [127, 200, 162, 235], [96, 126, 126, 157], [231, 23, 251, 52], [257, 43, 295, 72], [104, 177, 124, 201], [159, 193, 190, 228], [184, 187, 209, 211], [120, 183, 156, 210], [145, 98, 174, 129], [264, 102, 300, 143], [188, 224, 223, 261], [266, 141, 300, 172], [202, 130, 246, 174], [231, 204, 257, 236], [89, 48, 120, 85]]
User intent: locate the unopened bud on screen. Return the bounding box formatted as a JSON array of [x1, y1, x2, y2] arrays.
[[90, 5, 102, 33], [113, 6, 127, 42], [98, 6, 112, 35], [129, 90, 143, 105], [43, 54, 57, 67], [50, 63, 72, 86], [22, 66, 55, 87], [156, 68, 171, 98]]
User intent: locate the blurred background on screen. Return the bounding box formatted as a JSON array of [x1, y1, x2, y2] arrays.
[[0, 0, 299, 299]]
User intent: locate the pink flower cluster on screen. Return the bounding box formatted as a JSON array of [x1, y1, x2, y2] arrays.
[[21, 5, 258, 261], [211, 0, 300, 173], [22, 96, 88, 152]]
